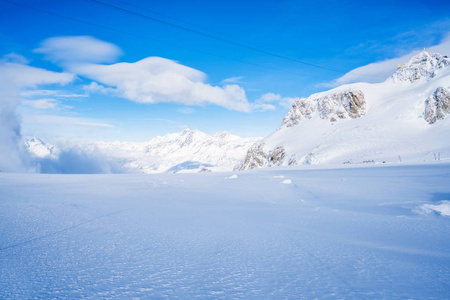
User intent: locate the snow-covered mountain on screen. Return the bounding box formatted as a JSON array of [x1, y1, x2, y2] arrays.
[[26, 129, 260, 173], [24, 137, 57, 158], [238, 51, 450, 170]]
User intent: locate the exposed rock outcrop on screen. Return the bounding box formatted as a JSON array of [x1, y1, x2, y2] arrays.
[[391, 51, 450, 83], [424, 87, 450, 124], [236, 144, 286, 170], [282, 89, 366, 127]]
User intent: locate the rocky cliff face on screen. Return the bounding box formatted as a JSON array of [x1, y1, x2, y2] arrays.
[[424, 87, 450, 124], [237, 144, 286, 170], [282, 89, 366, 127], [391, 51, 450, 83]]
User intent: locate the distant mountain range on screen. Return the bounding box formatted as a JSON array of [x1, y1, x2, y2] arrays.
[[238, 51, 450, 170], [25, 129, 260, 173]]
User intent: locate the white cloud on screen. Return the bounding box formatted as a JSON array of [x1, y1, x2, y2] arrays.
[[328, 34, 450, 87], [23, 98, 59, 109], [221, 76, 244, 84], [253, 93, 297, 111], [177, 107, 195, 114], [20, 89, 58, 97], [252, 103, 276, 112], [35, 36, 123, 64], [72, 56, 251, 112], [258, 93, 282, 102], [23, 114, 115, 129], [429, 34, 450, 55], [20, 89, 87, 99], [83, 82, 117, 95], [0, 59, 75, 172], [0, 62, 74, 88], [37, 147, 125, 174], [1, 53, 30, 64], [55, 93, 88, 99], [34, 36, 251, 112]]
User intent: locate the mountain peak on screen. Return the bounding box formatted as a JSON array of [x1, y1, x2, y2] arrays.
[[180, 128, 200, 135], [390, 50, 450, 83]]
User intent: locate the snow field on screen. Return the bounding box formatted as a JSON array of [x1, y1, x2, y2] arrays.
[[1, 163, 449, 298]]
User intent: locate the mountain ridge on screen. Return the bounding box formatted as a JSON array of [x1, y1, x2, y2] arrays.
[[25, 129, 261, 173], [238, 51, 450, 170]]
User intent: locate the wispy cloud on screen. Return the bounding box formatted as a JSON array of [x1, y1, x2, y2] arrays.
[[177, 107, 195, 114], [20, 90, 87, 110], [22, 98, 59, 109], [1, 53, 29, 64], [252, 93, 297, 111], [0, 61, 74, 88], [83, 81, 117, 95], [221, 76, 244, 84], [146, 118, 180, 124], [252, 103, 276, 112], [23, 114, 115, 129]]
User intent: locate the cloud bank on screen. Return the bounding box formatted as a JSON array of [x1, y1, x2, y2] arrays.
[[0, 57, 74, 172], [37, 147, 124, 174]]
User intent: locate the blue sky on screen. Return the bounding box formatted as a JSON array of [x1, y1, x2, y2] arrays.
[[1, 0, 450, 142]]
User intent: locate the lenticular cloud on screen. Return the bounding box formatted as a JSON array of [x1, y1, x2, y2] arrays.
[[73, 57, 250, 112], [36, 36, 251, 112], [34, 35, 123, 64]]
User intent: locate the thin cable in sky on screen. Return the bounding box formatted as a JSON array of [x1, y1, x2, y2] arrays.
[[86, 0, 345, 73], [0, 0, 332, 81]]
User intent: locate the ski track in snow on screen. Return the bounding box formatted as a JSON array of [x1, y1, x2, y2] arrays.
[[1, 163, 450, 298]]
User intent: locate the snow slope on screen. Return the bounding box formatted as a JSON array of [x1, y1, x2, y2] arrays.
[[1, 163, 449, 298], [26, 129, 260, 173], [239, 51, 450, 170]]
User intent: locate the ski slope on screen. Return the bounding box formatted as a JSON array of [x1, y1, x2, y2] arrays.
[[1, 163, 449, 298]]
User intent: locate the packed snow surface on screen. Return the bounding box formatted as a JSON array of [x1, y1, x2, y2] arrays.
[[1, 162, 449, 298]]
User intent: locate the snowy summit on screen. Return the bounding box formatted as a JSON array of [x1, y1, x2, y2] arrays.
[[390, 51, 450, 83], [238, 51, 450, 170]]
